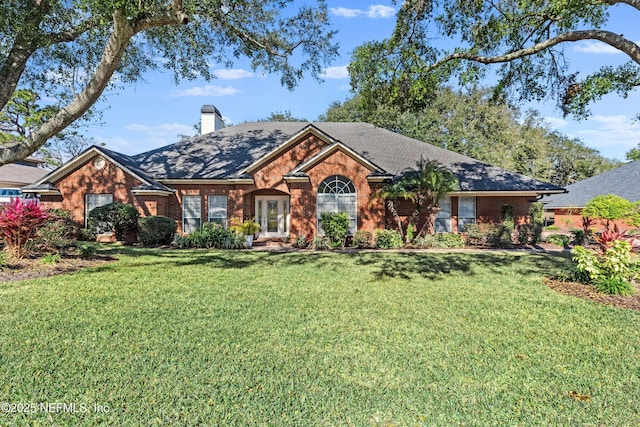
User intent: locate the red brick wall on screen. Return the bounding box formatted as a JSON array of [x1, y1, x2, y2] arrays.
[[40, 156, 149, 226], [390, 195, 534, 234], [476, 196, 532, 225], [303, 149, 385, 235], [553, 208, 632, 232]]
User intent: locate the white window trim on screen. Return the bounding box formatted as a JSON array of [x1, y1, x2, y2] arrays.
[[458, 196, 476, 233], [208, 195, 228, 227], [85, 193, 113, 227], [182, 195, 202, 234], [316, 175, 358, 235], [435, 196, 451, 233]]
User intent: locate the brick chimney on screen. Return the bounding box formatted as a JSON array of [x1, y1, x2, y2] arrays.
[[200, 105, 223, 135]]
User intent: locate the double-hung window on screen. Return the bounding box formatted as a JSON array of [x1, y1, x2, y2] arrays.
[[208, 195, 228, 227], [458, 196, 476, 232], [182, 195, 202, 234], [435, 196, 452, 233]]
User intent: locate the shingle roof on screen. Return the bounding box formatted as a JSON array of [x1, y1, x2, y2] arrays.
[[541, 161, 640, 208], [0, 162, 48, 186], [133, 122, 563, 193]]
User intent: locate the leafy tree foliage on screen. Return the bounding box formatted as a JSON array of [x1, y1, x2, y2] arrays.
[[626, 143, 640, 161], [321, 90, 618, 185], [582, 194, 637, 231], [348, 1, 640, 118], [260, 110, 308, 122], [0, 0, 337, 165]]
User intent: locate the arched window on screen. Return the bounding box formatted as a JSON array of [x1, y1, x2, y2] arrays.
[[317, 175, 357, 234]]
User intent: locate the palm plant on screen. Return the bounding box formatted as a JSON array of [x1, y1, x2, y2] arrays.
[[404, 158, 458, 237], [372, 179, 412, 241]]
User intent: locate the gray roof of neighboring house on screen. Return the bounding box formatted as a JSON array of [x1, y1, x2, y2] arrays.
[[132, 122, 563, 193], [542, 161, 640, 209], [0, 162, 48, 187]]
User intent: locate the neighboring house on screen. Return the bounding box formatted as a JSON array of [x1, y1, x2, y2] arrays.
[[541, 161, 640, 230], [0, 157, 47, 203], [23, 106, 565, 238]]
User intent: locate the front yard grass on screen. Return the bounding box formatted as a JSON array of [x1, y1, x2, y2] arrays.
[[1, 248, 639, 425]]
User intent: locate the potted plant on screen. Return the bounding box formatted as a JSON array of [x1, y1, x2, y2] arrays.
[[231, 217, 261, 247]]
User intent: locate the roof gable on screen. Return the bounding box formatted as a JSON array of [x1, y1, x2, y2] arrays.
[[24, 146, 172, 193], [542, 161, 640, 208]]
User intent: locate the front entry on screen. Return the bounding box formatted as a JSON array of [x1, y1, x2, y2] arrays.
[[255, 195, 290, 238]]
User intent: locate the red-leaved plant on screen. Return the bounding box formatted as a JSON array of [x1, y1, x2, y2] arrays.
[[594, 224, 640, 254], [0, 198, 49, 258]]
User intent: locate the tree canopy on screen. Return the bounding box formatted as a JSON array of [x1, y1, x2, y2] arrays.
[[348, 1, 640, 118], [320, 89, 618, 186], [0, 0, 337, 165]]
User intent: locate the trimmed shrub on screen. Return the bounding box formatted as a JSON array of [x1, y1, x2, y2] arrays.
[[172, 223, 245, 249], [0, 198, 49, 258], [320, 212, 350, 248], [414, 233, 465, 248], [374, 229, 403, 249], [36, 208, 78, 253], [138, 216, 177, 246], [464, 223, 485, 246], [486, 224, 513, 248], [351, 231, 373, 249], [88, 203, 139, 241]]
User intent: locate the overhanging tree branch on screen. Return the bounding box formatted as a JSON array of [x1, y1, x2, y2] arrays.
[[0, 6, 189, 164], [425, 30, 640, 73]]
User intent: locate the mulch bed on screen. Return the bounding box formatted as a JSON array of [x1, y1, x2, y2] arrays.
[[545, 278, 640, 311], [0, 255, 115, 283]]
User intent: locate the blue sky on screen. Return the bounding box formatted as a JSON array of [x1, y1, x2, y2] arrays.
[[90, 2, 640, 161]]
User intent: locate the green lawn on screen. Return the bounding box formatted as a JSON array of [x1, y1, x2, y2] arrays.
[[1, 248, 639, 426]]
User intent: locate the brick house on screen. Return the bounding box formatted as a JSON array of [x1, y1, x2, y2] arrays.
[[23, 106, 565, 239], [542, 161, 640, 231]]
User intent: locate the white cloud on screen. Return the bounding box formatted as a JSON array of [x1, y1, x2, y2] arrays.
[[213, 68, 254, 80], [572, 114, 640, 157], [322, 65, 349, 79], [171, 85, 240, 97], [330, 5, 395, 18], [543, 116, 568, 129], [574, 40, 640, 54]]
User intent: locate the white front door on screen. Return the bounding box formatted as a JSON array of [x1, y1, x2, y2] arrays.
[[255, 196, 290, 238]]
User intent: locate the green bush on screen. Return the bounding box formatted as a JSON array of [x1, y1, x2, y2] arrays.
[[570, 228, 585, 246], [36, 208, 78, 253], [547, 233, 571, 248], [571, 241, 635, 295], [138, 216, 177, 246], [351, 231, 373, 249], [544, 225, 560, 231], [528, 202, 544, 244], [374, 229, 403, 249], [311, 236, 331, 250], [414, 233, 465, 249], [464, 223, 485, 246], [486, 224, 513, 248], [320, 212, 350, 248], [76, 242, 97, 259], [172, 223, 245, 249], [88, 203, 139, 241], [294, 234, 309, 249], [41, 253, 62, 264], [515, 224, 532, 246], [0, 252, 6, 268], [594, 276, 634, 296], [79, 228, 97, 241]]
